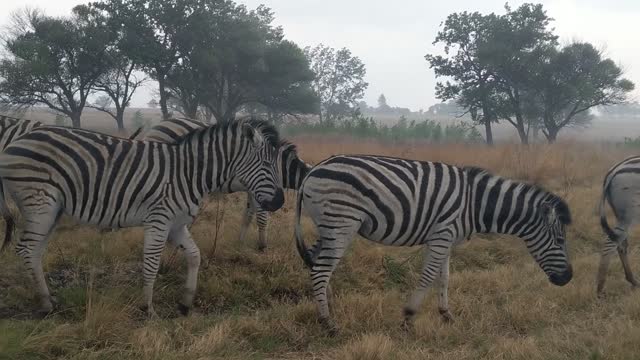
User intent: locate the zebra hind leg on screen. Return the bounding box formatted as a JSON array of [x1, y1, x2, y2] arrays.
[[167, 225, 201, 316], [17, 205, 61, 317], [308, 220, 359, 336], [141, 223, 170, 318], [402, 241, 452, 331], [618, 237, 638, 288], [437, 255, 454, 323], [597, 236, 618, 296]]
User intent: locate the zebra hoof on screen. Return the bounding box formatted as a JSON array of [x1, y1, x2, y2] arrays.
[[400, 319, 414, 332], [34, 308, 53, 319], [320, 317, 339, 336], [177, 302, 190, 316], [139, 304, 159, 319], [439, 309, 455, 323], [256, 244, 267, 252]]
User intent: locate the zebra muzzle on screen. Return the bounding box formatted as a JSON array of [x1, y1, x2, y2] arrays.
[[549, 265, 573, 286]]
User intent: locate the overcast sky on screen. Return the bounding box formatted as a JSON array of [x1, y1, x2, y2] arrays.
[[0, 0, 638, 111]]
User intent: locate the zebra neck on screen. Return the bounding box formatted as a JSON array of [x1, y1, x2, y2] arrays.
[[468, 170, 543, 236], [284, 158, 310, 190], [177, 128, 243, 197]]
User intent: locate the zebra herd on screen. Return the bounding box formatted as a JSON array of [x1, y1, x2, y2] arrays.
[[0, 114, 636, 333]]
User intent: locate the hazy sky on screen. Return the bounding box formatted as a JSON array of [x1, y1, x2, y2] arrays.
[[0, 0, 638, 110]]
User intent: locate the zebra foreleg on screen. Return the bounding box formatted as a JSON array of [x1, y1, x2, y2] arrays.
[[238, 194, 255, 245], [403, 242, 451, 330], [168, 225, 201, 316], [141, 223, 170, 318], [437, 255, 454, 322], [255, 210, 269, 251]]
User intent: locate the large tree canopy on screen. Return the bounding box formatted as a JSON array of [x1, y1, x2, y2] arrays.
[[427, 3, 634, 144], [305, 44, 368, 124], [90, 0, 318, 122], [0, 8, 113, 127]]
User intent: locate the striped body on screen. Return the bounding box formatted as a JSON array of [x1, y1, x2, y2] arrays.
[[0, 115, 42, 249], [597, 156, 640, 294], [135, 118, 311, 250], [0, 120, 284, 316], [295, 155, 572, 331]]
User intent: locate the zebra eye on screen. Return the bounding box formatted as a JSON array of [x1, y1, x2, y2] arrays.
[[556, 237, 565, 246], [263, 161, 272, 167]]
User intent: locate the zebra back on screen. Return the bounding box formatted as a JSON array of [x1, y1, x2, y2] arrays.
[[0, 115, 42, 150]]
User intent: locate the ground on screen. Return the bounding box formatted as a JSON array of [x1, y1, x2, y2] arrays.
[[1, 138, 639, 359]]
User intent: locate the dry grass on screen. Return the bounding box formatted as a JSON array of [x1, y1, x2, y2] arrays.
[[0, 139, 639, 360]]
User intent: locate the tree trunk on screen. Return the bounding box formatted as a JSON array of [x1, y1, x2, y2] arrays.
[[484, 119, 494, 146], [546, 127, 559, 143], [516, 124, 528, 145], [70, 112, 82, 128], [157, 74, 171, 120], [115, 109, 125, 132]]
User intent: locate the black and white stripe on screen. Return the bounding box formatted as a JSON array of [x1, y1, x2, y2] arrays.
[[0, 119, 284, 316], [135, 118, 311, 250], [0, 115, 42, 250], [597, 156, 640, 295], [294, 155, 572, 332]]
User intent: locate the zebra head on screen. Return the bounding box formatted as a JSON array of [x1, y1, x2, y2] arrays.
[[523, 196, 573, 286], [233, 120, 284, 212]]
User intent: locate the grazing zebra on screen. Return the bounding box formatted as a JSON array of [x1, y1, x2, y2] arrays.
[[133, 118, 311, 250], [0, 115, 42, 249], [597, 156, 640, 295], [0, 119, 284, 317], [295, 155, 573, 332]]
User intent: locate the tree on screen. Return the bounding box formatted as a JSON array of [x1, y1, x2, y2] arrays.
[[378, 94, 389, 109], [528, 43, 634, 142], [147, 98, 158, 109], [0, 8, 112, 127], [427, 4, 558, 145], [305, 44, 368, 123], [157, 2, 318, 121], [74, 4, 146, 131], [479, 3, 558, 144], [92, 0, 205, 120], [426, 11, 501, 145]]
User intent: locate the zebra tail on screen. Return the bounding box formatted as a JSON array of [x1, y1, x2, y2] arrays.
[[129, 126, 144, 140], [295, 189, 314, 269], [599, 175, 620, 243]]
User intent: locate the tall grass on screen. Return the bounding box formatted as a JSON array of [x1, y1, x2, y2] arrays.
[[0, 140, 637, 359]]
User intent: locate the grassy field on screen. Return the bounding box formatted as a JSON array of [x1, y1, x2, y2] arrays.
[[1, 138, 640, 359]]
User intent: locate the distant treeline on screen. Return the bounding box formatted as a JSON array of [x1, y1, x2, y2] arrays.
[[281, 115, 482, 143]]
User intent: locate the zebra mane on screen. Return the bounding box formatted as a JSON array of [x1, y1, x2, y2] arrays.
[[173, 117, 281, 149], [464, 166, 571, 225]]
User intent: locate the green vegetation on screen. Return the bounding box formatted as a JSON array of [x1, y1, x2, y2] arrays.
[[283, 115, 482, 143]]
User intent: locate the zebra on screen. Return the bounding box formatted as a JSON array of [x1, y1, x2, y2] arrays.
[[0, 115, 42, 250], [294, 155, 573, 333], [597, 156, 640, 295], [132, 117, 311, 250], [0, 118, 284, 317]]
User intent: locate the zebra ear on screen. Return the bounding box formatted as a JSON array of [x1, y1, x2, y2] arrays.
[[242, 123, 265, 147]]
